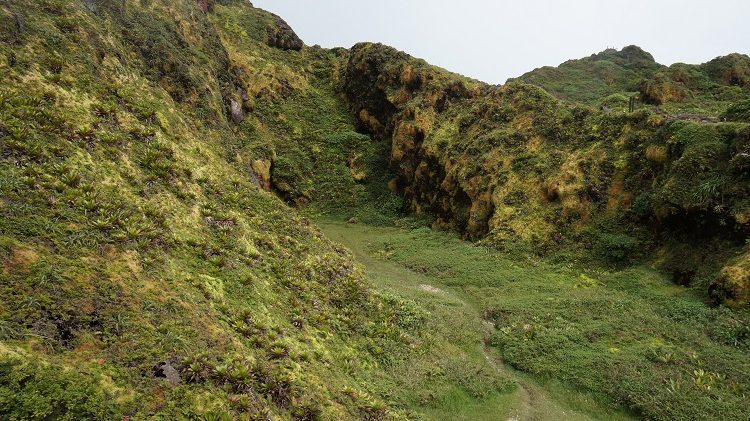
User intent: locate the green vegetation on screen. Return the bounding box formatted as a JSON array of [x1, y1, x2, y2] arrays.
[[0, 0, 409, 418], [343, 42, 750, 307], [319, 221, 522, 421], [1, 0, 749, 419], [510, 46, 660, 106], [513, 47, 750, 115], [321, 220, 750, 421], [722, 99, 750, 122]]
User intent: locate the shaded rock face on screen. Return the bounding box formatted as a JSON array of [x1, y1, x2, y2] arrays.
[[710, 265, 750, 309], [251, 159, 272, 191], [0, 4, 23, 44], [343, 43, 487, 236], [266, 14, 302, 51], [343, 44, 402, 138]]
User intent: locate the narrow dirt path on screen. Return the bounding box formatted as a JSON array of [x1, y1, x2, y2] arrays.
[[447, 289, 591, 421]]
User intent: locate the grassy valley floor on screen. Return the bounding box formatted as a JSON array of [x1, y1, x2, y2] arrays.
[[318, 220, 642, 421]]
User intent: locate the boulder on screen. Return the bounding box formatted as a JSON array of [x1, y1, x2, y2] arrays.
[[153, 361, 181, 386], [266, 14, 303, 51], [230, 98, 244, 124], [82, 0, 97, 12], [251, 159, 272, 191], [710, 264, 750, 308]]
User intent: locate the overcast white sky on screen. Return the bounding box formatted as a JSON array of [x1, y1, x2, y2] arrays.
[[252, 0, 750, 85]]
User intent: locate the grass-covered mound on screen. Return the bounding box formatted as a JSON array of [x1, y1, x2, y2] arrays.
[[510, 45, 661, 106]]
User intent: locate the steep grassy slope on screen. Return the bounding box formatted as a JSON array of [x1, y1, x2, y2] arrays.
[[0, 0, 489, 419], [205, 5, 400, 223], [343, 42, 750, 308]]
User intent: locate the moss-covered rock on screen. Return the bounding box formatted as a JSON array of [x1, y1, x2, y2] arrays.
[[711, 257, 750, 308], [266, 13, 303, 51]]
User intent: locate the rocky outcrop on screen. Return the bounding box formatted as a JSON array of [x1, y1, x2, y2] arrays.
[[153, 361, 181, 386], [711, 262, 750, 308], [343, 43, 487, 234], [82, 0, 97, 13], [702, 53, 750, 87], [266, 14, 303, 51], [230, 97, 245, 123], [251, 159, 272, 191]]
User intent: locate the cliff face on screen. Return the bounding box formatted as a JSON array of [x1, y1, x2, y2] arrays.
[[342, 43, 750, 307]]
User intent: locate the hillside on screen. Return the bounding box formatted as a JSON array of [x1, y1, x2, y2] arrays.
[[344, 42, 750, 306], [510, 46, 663, 106], [1, 1, 749, 420], [0, 0, 497, 419], [513, 46, 750, 116]]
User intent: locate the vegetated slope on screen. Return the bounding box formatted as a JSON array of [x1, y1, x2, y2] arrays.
[[512, 46, 750, 115], [0, 0, 468, 419], [1, 0, 749, 419], [343, 43, 750, 308], [510, 46, 663, 106]]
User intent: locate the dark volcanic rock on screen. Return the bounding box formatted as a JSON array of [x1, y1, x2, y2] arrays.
[[266, 14, 303, 51], [196, 0, 213, 13]]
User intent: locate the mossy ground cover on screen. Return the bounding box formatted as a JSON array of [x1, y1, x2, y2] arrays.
[[319, 220, 520, 420], [2, 0, 750, 419], [318, 220, 630, 421], [0, 0, 426, 418], [319, 219, 750, 421]]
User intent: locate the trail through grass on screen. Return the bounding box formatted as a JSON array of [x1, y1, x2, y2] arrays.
[[319, 220, 640, 420]]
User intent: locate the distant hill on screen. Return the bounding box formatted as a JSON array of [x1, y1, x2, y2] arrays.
[[510, 46, 662, 104], [512, 46, 750, 116]]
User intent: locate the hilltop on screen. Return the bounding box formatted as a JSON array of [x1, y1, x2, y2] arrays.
[[513, 45, 750, 116]]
